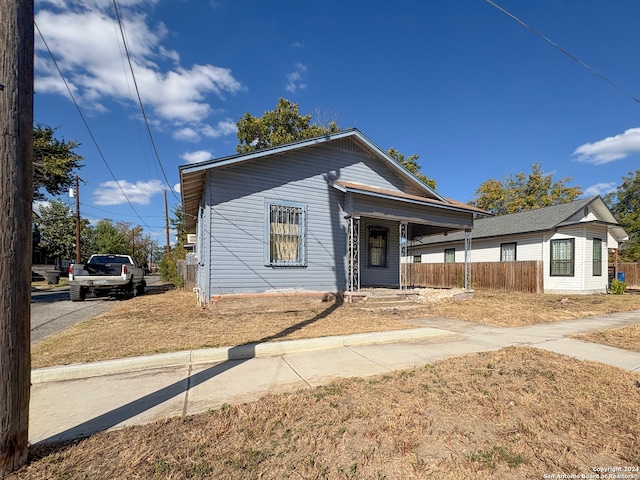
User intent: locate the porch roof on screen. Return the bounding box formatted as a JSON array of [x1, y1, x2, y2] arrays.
[[333, 181, 485, 238], [333, 181, 487, 215]]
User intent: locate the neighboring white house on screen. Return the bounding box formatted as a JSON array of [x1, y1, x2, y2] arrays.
[[411, 196, 628, 294]]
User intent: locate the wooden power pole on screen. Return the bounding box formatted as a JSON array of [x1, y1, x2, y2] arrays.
[[0, 0, 34, 475], [74, 175, 81, 264], [164, 189, 170, 254]]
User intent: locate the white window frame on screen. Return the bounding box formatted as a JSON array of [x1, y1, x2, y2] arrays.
[[264, 201, 307, 267]]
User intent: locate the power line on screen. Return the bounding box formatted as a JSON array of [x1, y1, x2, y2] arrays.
[[485, 0, 640, 105], [111, 0, 181, 202], [34, 21, 155, 232], [79, 202, 164, 218]]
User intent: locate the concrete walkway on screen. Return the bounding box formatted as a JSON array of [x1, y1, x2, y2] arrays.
[[30, 310, 640, 445]]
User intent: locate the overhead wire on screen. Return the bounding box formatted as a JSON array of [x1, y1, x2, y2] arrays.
[[111, 0, 181, 202], [34, 21, 155, 232], [485, 0, 640, 105], [79, 202, 164, 219]]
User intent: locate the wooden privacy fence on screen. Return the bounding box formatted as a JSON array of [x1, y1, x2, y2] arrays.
[[404, 261, 544, 293], [615, 263, 640, 287], [176, 259, 196, 290]]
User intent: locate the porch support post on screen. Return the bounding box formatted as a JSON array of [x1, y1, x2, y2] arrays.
[[464, 229, 472, 289], [399, 222, 408, 290], [347, 215, 360, 292]]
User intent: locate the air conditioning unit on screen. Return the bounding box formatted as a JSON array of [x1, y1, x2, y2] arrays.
[[186, 234, 197, 244]]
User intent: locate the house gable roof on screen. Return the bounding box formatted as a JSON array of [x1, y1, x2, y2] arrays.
[[415, 196, 628, 245], [180, 129, 457, 229]]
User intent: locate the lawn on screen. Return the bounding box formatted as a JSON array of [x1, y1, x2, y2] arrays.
[[13, 347, 640, 479], [31, 287, 640, 368], [17, 287, 640, 479]]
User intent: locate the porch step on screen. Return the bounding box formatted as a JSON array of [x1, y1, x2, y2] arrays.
[[344, 289, 423, 304]]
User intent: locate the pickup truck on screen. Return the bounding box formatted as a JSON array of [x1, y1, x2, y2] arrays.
[[68, 254, 146, 302]]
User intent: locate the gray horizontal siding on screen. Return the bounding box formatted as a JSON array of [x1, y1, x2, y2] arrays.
[[200, 140, 446, 296], [360, 219, 400, 287]]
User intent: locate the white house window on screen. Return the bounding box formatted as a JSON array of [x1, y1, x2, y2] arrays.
[[368, 227, 388, 267], [413, 255, 422, 263], [265, 201, 306, 266], [593, 238, 602, 276], [444, 248, 455, 263], [500, 242, 517, 261], [550, 238, 574, 276]]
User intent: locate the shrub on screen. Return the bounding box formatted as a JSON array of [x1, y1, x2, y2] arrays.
[[159, 245, 185, 288], [610, 279, 627, 295]]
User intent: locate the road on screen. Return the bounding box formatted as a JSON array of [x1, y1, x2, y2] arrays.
[[31, 287, 121, 344], [31, 274, 166, 344]]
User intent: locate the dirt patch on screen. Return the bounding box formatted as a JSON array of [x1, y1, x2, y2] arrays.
[[13, 347, 640, 479], [31, 288, 640, 369]]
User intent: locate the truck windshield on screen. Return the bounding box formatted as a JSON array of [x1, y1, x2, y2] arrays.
[[89, 256, 130, 265]]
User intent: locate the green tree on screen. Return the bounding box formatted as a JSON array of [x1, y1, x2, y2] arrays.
[[171, 204, 188, 246], [387, 147, 436, 189], [236, 98, 340, 153], [93, 219, 129, 254], [471, 163, 582, 215], [236, 99, 437, 188], [605, 169, 640, 262], [37, 199, 79, 263], [33, 124, 84, 201]]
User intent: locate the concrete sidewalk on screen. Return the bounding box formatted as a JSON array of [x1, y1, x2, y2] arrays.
[[30, 310, 640, 445]]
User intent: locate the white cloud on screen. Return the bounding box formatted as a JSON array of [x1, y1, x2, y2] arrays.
[[93, 179, 165, 205], [583, 182, 617, 197], [35, 1, 244, 124], [172, 119, 236, 142], [201, 119, 237, 138], [173, 127, 201, 143], [573, 127, 640, 165], [180, 150, 212, 164], [285, 63, 307, 93]]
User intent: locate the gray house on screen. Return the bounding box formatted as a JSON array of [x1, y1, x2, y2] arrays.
[[179, 129, 483, 302], [412, 196, 628, 294]]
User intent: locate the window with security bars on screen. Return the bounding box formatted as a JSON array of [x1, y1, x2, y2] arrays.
[[265, 202, 306, 266], [500, 242, 517, 261], [592, 238, 602, 276], [550, 238, 574, 276]]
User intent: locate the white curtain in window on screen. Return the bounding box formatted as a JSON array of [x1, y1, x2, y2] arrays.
[[501, 243, 516, 261]]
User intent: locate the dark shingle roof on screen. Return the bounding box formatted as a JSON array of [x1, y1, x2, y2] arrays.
[[415, 197, 599, 245]]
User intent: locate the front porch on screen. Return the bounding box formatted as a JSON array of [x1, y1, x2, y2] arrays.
[[345, 215, 473, 292]]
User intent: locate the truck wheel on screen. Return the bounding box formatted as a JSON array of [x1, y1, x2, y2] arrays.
[[136, 280, 146, 296], [126, 281, 135, 299], [70, 284, 86, 302]]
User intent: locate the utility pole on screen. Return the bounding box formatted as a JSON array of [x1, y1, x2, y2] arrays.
[[164, 189, 170, 254], [74, 175, 81, 264], [0, 0, 34, 475]]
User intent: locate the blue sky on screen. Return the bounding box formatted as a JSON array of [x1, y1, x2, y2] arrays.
[[34, 0, 640, 242]]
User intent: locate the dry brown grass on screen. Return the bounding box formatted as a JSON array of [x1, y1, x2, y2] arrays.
[[13, 347, 640, 479], [573, 324, 640, 353], [31, 288, 640, 369]]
